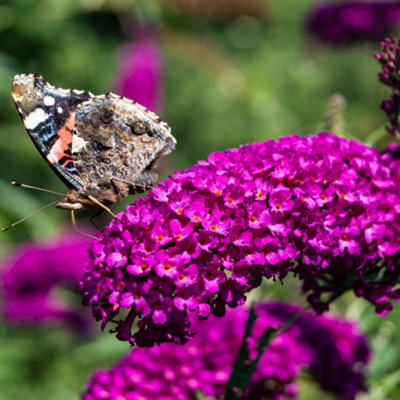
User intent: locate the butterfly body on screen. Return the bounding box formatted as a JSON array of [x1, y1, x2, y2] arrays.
[[12, 74, 176, 211]]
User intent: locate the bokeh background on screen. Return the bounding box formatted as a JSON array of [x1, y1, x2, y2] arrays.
[[0, 0, 400, 399]]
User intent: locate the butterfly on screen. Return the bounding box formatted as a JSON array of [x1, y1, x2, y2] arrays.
[[6, 73, 176, 231]]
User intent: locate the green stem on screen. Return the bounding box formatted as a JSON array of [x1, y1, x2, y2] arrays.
[[364, 124, 388, 147], [223, 304, 311, 400]]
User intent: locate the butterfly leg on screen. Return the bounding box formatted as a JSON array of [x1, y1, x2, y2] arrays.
[[71, 209, 99, 240], [87, 195, 122, 222], [89, 209, 104, 232]]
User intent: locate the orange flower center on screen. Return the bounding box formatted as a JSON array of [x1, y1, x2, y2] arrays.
[[140, 264, 147, 272]]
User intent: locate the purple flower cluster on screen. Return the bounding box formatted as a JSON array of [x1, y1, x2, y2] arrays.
[[81, 133, 400, 346], [82, 302, 370, 400], [375, 37, 400, 138], [113, 28, 163, 114], [307, 1, 400, 44], [1, 233, 91, 329]]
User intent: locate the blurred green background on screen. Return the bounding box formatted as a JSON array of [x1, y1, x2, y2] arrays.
[[0, 0, 399, 399]]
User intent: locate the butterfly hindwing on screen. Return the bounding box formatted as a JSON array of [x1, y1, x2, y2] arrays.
[[72, 92, 175, 191]]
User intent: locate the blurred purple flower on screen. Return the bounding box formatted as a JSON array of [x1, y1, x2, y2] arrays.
[[307, 1, 400, 44], [375, 37, 400, 138], [113, 30, 163, 114], [81, 133, 400, 346], [82, 301, 370, 400], [1, 232, 91, 330]]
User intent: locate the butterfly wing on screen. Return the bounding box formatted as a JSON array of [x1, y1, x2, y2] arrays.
[[12, 73, 94, 189], [12, 74, 177, 208]]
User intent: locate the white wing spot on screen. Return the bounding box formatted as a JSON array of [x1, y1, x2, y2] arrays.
[[43, 96, 55, 106], [24, 108, 47, 130], [72, 134, 87, 154], [57, 106, 63, 113]]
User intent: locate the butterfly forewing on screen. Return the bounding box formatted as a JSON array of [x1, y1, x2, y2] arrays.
[[11, 73, 177, 210], [12, 74, 93, 189]]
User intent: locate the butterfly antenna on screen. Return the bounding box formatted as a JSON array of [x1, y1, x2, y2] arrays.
[[11, 181, 65, 196], [2, 199, 60, 231]]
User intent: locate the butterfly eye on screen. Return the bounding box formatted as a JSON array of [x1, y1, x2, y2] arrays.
[[131, 121, 149, 135], [101, 108, 114, 124]]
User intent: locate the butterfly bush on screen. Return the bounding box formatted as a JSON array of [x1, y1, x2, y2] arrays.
[[81, 133, 400, 346], [307, 1, 400, 44], [113, 27, 163, 114], [1, 232, 91, 330], [82, 301, 370, 400], [376, 37, 400, 139]]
